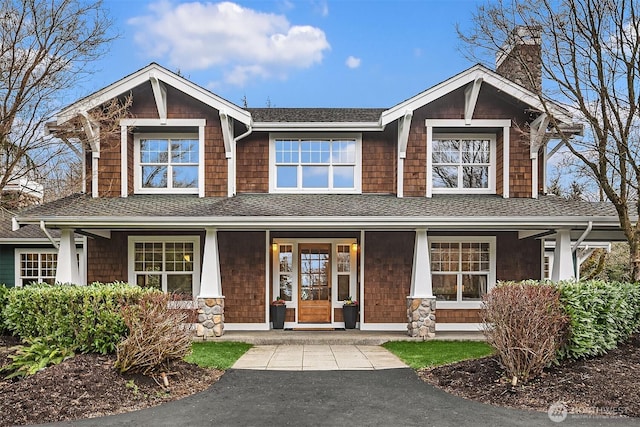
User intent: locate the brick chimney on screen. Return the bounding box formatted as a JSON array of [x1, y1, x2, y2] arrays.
[[496, 26, 542, 93]]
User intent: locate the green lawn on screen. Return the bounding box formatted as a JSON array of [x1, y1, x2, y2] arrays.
[[185, 342, 252, 370], [382, 340, 494, 369]]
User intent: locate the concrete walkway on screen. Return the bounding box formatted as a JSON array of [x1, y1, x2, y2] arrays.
[[232, 344, 408, 370]]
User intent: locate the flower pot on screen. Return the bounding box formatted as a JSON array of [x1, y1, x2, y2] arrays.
[[342, 305, 359, 329], [270, 304, 286, 329]]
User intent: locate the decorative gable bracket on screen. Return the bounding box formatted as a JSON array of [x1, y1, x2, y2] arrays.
[[149, 73, 168, 124], [78, 112, 100, 157], [464, 77, 483, 125], [530, 112, 549, 159], [219, 109, 234, 158]]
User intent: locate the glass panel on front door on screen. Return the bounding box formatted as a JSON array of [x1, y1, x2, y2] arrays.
[[298, 244, 332, 323], [300, 246, 330, 300]]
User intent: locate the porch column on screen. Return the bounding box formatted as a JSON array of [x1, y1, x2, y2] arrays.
[[551, 229, 574, 281], [407, 229, 436, 339], [55, 228, 81, 284], [196, 227, 225, 338]]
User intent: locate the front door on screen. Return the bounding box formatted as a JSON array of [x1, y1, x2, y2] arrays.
[[298, 243, 331, 323]]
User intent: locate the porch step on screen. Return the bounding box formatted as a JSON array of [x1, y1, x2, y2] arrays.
[[199, 330, 485, 345]]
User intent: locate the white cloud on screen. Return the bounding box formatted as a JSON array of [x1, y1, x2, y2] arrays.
[[129, 1, 330, 86], [345, 55, 361, 69]]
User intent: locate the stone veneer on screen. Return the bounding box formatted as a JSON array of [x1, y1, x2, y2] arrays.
[[407, 297, 436, 339], [196, 297, 225, 338]]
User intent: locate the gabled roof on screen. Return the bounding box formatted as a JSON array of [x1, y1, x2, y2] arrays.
[[380, 64, 573, 126], [55, 63, 251, 126]]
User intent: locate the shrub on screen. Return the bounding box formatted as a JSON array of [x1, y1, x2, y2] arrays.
[[2, 337, 74, 379], [115, 292, 193, 374], [0, 284, 10, 335], [557, 280, 640, 360], [3, 282, 158, 354], [482, 281, 569, 384]]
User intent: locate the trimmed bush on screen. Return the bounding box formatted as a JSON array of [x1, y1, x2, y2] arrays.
[[482, 281, 569, 384], [3, 283, 159, 354], [115, 292, 193, 374], [557, 280, 640, 360]]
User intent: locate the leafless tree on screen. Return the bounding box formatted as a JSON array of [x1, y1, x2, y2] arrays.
[[459, 0, 640, 280], [0, 0, 116, 208]]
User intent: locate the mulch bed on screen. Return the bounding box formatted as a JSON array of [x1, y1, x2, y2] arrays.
[[0, 336, 223, 427], [419, 334, 640, 417]]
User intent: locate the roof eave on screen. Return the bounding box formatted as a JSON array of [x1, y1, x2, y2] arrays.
[[380, 64, 573, 126], [15, 215, 623, 230], [56, 63, 251, 126]]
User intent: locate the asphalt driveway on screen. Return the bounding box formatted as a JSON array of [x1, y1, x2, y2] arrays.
[[46, 368, 635, 427]]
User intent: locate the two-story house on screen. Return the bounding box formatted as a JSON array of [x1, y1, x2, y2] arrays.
[[13, 32, 622, 337]]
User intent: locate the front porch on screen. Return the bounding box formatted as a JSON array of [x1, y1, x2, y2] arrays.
[[198, 329, 485, 345]]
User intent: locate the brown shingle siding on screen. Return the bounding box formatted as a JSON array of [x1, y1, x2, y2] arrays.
[[236, 134, 269, 193], [364, 231, 413, 323], [219, 231, 266, 323], [362, 132, 396, 194]]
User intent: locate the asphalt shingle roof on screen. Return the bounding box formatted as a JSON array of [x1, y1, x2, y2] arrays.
[[15, 193, 619, 220], [247, 108, 386, 123]]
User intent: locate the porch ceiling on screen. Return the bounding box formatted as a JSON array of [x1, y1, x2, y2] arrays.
[[13, 193, 624, 231]]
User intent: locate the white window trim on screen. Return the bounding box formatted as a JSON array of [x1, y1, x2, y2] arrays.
[[429, 236, 496, 309], [15, 248, 86, 287], [271, 238, 358, 324], [268, 133, 362, 193], [127, 236, 201, 297], [429, 133, 497, 195], [133, 132, 202, 195]]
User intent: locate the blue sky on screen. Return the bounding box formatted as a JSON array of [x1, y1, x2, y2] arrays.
[[87, 0, 487, 108]]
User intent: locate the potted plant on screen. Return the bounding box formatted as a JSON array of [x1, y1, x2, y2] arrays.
[[342, 296, 359, 329], [270, 297, 287, 329]]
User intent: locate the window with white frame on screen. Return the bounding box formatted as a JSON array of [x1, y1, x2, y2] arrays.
[[17, 251, 57, 286], [129, 237, 200, 298], [134, 133, 199, 193], [430, 238, 496, 303], [431, 134, 495, 193], [270, 134, 362, 192], [15, 248, 85, 287]]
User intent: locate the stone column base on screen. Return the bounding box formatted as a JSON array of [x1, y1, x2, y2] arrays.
[[407, 297, 436, 339], [196, 297, 225, 338]]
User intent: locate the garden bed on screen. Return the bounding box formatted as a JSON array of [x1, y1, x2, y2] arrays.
[[419, 334, 640, 417], [0, 336, 223, 427]]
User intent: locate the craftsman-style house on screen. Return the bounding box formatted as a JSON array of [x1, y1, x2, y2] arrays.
[[12, 30, 622, 337]]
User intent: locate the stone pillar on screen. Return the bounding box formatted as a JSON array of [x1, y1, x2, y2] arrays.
[[196, 297, 225, 338], [407, 297, 436, 339]]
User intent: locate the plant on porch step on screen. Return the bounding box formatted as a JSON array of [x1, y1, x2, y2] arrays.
[[342, 296, 359, 329]]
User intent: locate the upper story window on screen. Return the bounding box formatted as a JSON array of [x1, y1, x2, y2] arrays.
[[269, 134, 362, 193], [134, 133, 199, 194], [431, 133, 496, 194]]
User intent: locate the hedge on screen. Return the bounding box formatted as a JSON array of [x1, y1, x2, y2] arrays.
[[0, 284, 9, 335], [3, 283, 160, 354], [557, 280, 640, 360]]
